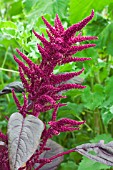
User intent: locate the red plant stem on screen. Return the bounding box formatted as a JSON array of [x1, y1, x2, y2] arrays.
[[35, 148, 75, 170]]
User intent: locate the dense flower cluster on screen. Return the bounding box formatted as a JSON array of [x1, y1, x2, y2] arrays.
[[0, 11, 97, 169], [13, 10, 97, 117]]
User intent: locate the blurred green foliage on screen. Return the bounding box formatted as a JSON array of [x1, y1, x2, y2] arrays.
[[1, 0, 113, 169]]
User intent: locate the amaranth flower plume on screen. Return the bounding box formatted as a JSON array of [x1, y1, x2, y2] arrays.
[[13, 10, 97, 117]]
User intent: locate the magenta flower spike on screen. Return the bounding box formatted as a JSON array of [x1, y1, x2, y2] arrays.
[[13, 10, 97, 118], [48, 118, 85, 133], [50, 68, 85, 84], [63, 10, 94, 40]]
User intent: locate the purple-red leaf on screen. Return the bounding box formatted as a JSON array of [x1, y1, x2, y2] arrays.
[[75, 140, 113, 166], [34, 139, 64, 170], [0, 81, 24, 96], [8, 112, 44, 170]]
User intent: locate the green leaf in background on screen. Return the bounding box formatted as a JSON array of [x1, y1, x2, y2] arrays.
[[108, 2, 113, 20], [78, 156, 110, 170], [0, 36, 19, 49], [98, 22, 113, 55], [0, 120, 7, 129], [0, 21, 17, 29], [57, 63, 76, 73], [60, 161, 78, 170], [90, 133, 113, 143], [104, 76, 113, 106], [0, 21, 18, 45], [23, 0, 69, 19], [6, 0, 23, 17], [85, 13, 108, 36], [58, 102, 84, 118], [69, 0, 113, 24], [22, 0, 39, 13], [81, 85, 104, 110], [101, 105, 113, 126]]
